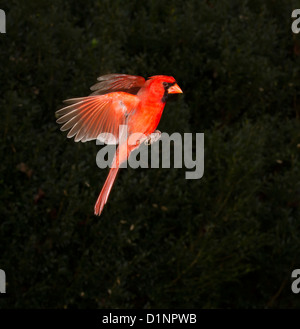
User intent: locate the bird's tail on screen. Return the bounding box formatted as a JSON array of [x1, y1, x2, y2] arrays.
[[94, 143, 130, 216], [94, 166, 119, 216]]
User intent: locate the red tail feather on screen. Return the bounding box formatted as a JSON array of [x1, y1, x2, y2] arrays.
[[94, 166, 119, 216]]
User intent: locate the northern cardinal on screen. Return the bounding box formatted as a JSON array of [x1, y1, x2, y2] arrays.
[[56, 74, 183, 215]]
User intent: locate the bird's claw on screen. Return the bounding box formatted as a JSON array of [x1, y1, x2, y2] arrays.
[[144, 130, 161, 145]]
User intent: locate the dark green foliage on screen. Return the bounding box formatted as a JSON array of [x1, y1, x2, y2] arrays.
[[0, 0, 300, 308]]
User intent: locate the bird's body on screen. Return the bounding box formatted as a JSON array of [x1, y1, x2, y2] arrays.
[[56, 74, 182, 215]]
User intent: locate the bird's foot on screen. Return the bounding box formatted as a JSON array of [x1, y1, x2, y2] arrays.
[[144, 130, 161, 145]]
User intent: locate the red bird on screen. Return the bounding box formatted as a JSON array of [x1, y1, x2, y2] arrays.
[[56, 74, 183, 215]]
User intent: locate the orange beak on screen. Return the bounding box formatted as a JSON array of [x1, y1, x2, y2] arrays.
[[168, 83, 183, 94]]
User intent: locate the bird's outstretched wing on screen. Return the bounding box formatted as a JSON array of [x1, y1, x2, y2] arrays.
[[56, 92, 140, 143], [89, 74, 146, 95]]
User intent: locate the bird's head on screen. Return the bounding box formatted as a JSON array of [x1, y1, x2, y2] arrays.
[[141, 75, 183, 103]]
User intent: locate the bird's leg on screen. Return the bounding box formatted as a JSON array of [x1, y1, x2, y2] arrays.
[[144, 130, 161, 145], [136, 130, 161, 146]]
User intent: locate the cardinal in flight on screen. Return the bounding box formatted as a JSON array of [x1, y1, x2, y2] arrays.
[[56, 74, 183, 216]]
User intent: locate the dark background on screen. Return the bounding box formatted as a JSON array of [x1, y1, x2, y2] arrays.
[[0, 0, 300, 308]]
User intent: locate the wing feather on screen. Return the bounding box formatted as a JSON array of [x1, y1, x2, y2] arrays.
[[89, 74, 145, 95], [56, 93, 140, 143]]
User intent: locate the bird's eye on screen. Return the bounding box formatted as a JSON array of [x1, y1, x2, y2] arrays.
[[163, 82, 168, 88]]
